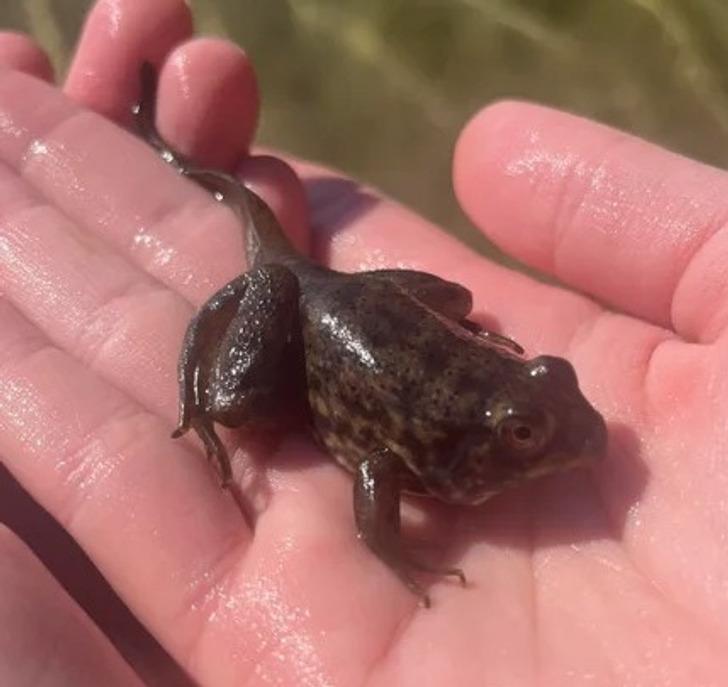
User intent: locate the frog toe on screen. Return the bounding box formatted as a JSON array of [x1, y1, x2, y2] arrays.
[[395, 557, 467, 607], [407, 558, 467, 586], [180, 416, 234, 488], [171, 423, 189, 439]]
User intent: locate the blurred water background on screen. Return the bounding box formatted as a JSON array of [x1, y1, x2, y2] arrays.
[[6, 0, 728, 256]]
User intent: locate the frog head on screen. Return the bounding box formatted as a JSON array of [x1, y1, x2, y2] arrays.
[[419, 355, 607, 505]]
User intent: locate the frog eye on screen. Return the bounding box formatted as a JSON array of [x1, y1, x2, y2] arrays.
[[497, 415, 545, 452]]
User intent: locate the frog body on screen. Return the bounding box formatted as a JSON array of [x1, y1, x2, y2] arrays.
[[135, 64, 607, 606]]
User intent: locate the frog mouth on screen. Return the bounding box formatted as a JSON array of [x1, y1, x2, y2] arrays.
[[522, 453, 592, 480], [524, 418, 608, 479]]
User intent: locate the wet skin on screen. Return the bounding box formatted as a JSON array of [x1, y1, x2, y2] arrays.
[[134, 64, 608, 607]]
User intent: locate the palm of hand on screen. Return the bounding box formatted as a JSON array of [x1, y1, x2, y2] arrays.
[[1, 4, 727, 686]]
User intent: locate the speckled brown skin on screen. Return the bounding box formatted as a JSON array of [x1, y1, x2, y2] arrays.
[[135, 64, 607, 606]]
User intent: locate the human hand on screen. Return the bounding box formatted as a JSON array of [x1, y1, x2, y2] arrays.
[[1, 1, 727, 685]]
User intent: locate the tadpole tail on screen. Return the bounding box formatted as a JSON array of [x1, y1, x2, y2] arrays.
[[132, 62, 296, 267]]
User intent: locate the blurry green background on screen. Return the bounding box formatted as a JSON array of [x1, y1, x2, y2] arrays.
[[6, 0, 728, 255]]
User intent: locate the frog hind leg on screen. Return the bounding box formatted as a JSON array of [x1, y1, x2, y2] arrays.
[[354, 450, 466, 608], [364, 269, 524, 355], [174, 263, 301, 487]]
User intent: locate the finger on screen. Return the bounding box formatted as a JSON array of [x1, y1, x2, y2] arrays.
[[295, 156, 602, 347], [0, 298, 249, 668], [0, 155, 300, 474], [0, 526, 143, 686], [0, 465, 192, 685], [454, 101, 728, 342], [0, 72, 306, 478], [64, 0, 192, 122], [0, 162, 190, 422], [0, 31, 53, 81], [157, 38, 259, 169], [0, 70, 300, 303]]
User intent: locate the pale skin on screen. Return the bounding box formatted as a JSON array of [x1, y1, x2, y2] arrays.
[[1, 0, 728, 685]]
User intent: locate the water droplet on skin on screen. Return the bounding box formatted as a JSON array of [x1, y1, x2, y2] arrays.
[[132, 226, 175, 266]]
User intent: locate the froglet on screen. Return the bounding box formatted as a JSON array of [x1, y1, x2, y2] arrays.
[[134, 64, 607, 607]]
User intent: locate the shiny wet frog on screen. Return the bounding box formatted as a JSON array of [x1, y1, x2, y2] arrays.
[[135, 64, 607, 607]]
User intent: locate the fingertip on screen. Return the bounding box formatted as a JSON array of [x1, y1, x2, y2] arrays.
[[236, 155, 310, 255], [157, 37, 259, 169], [0, 31, 54, 81], [65, 0, 193, 120], [454, 102, 530, 274], [454, 98, 728, 335], [454, 99, 558, 248], [453, 100, 626, 273], [454, 100, 533, 187], [454, 98, 588, 172]]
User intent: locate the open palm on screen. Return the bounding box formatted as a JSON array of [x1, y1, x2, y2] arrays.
[[1, 1, 727, 685]]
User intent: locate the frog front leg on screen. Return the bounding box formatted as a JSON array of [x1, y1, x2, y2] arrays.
[[174, 263, 300, 486], [354, 450, 466, 608], [365, 269, 524, 355]]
